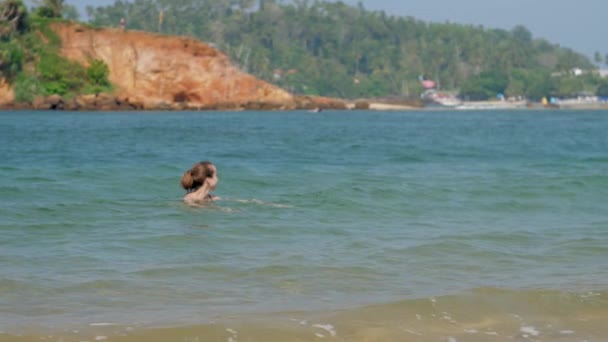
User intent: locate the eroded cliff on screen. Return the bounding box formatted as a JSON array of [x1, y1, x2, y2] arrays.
[[50, 22, 296, 110], [0, 22, 352, 110]]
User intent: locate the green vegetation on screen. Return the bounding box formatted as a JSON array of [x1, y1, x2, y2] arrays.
[[459, 70, 508, 101], [0, 40, 24, 78], [85, 0, 606, 100], [37, 50, 85, 96], [0, 0, 29, 37], [2, 0, 605, 104], [86, 59, 110, 87], [597, 80, 608, 97], [0, 0, 110, 103], [34, 0, 62, 19]]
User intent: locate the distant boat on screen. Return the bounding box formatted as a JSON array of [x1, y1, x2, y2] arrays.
[[421, 90, 462, 108], [308, 107, 323, 113], [455, 100, 528, 110]]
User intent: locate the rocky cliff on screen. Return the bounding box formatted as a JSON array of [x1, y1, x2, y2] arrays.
[[49, 22, 299, 110], [0, 22, 351, 111]]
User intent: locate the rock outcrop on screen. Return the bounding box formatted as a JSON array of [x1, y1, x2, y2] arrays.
[[0, 23, 354, 111], [50, 22, 298, 110]]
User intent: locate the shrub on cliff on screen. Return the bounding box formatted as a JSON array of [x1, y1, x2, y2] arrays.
[[0, 0, 28, 80], [0, 41, 23, 78], [13, 72, 40, 103], [37, 51, 86, 96], [86, 59, 110, 88]]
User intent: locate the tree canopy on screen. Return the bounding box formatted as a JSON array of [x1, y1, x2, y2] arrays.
[[85, 0, 600, 100], [33, 0, 63, 18]]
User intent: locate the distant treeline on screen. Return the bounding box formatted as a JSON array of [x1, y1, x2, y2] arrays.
[[86, 0, 608, 100], [22, 0, 608, 99]]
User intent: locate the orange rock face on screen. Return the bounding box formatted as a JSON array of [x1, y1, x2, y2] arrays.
[[51, 23, 296, 110], [0, 78, 14, 106]]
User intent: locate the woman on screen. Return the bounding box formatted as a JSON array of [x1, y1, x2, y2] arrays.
[[180, 161, 220, 204]]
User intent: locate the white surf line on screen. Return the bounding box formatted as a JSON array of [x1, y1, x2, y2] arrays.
[[231, 198, 293, 208], [312, 324, 336, 337], [226, 328, 238, 342], [509, 313, 523, 321], [289, 318, 308, 325], [520, 325, 540, 336]]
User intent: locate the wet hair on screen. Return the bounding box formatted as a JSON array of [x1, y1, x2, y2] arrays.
[[180, 161, 215, 192]]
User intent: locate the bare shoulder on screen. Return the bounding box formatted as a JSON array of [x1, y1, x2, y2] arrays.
[[183, 192, 204, 204], [183, 193, 220, 205]]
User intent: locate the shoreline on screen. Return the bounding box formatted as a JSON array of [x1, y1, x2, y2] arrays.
[[2, 287, 606, 341], [2, 97, 607, 112], [1, 105, 607, 112]]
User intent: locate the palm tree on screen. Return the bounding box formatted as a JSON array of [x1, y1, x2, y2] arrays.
[[0, 0, 29, 38]]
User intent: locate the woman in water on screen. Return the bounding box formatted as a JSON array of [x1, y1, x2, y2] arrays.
[[180, 161, 220, 204]]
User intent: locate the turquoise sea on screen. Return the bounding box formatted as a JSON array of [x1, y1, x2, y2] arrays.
[[0, 110, 607, 341]]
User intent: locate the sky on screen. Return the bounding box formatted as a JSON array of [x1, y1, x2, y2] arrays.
[[68, 0, 605, 60]]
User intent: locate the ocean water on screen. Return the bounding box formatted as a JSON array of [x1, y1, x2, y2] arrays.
[[0, 109, 607, 341]]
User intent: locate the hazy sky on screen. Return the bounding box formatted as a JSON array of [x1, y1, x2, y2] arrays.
[[69, 0, 605, 59]]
